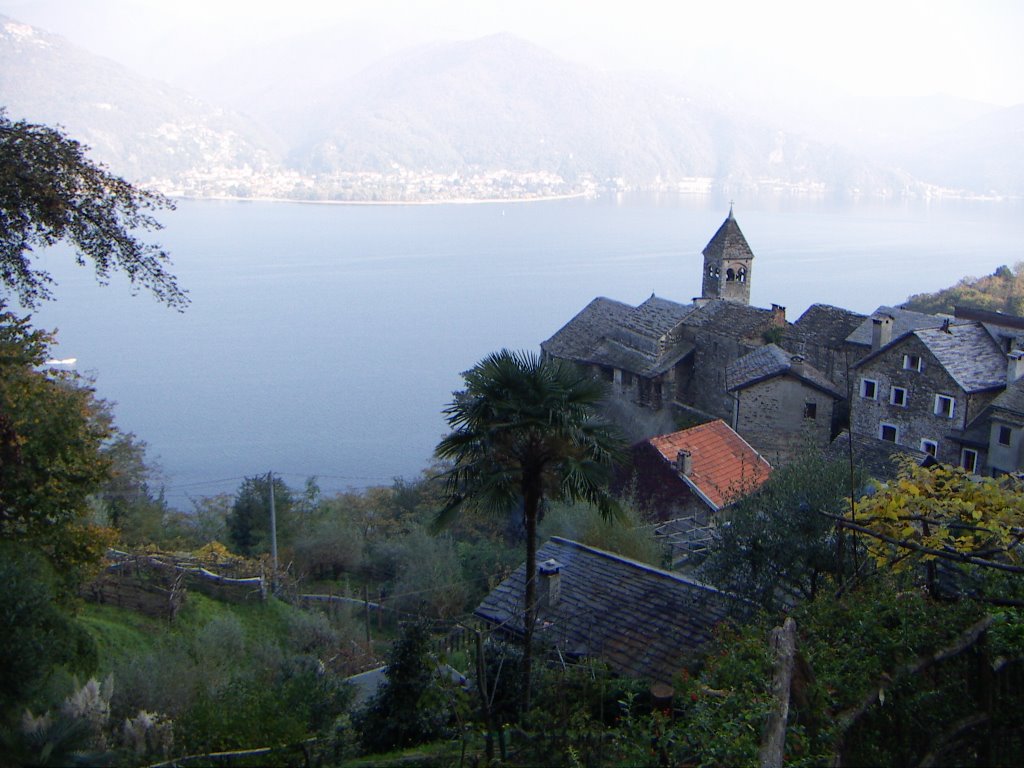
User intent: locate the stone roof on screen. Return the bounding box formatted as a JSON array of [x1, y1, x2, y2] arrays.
[[787, 303, 867, 349], [826, 431, 930, 482], [988, 377, 1024, 421], [541, 294, 698, 377], [681, 299, 783, 339], [541, 297, 635, 360], [702, 210, 754, 263], [647, 420, 772, 509], [474, 537, 741, 685], [846, 306, 945, 347], [914, 322, 1007, 393], [853, 321, 1008, 394], [726, 344, 844, 398]]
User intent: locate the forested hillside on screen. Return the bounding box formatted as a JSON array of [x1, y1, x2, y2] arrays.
[[902, 263, 1024, 315]]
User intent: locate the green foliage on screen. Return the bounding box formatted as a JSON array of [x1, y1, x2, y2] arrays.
[[518, 659, 649, 767], [0, 109, 186, 309], [0, 542, 98, 723], [226, 474, 295, 556], [389, 528, 469, 619], [435, 349, 626, 711], [356, 620, 452, 753], [849, 458, 1024, 587], [0, 304, 116, 593], [699, 449, 862, 610], [540, 500, 664, 565], [92, 430, 170, 547], [78, 594, 357, 757], [903, 262, 1024, 315]]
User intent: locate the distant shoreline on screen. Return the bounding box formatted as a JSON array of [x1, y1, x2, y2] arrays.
[[173, 190, 596, 206]]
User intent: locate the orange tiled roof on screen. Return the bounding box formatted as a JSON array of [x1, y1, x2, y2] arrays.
[[648, 420, 771, 509]]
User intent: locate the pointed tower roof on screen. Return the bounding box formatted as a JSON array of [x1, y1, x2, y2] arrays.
[[702, 209, 754, 262]]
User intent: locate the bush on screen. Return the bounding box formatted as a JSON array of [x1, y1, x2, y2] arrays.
[[355, 621, 452, 753]]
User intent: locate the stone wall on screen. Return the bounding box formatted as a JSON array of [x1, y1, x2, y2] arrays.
[[734, 375, 835, 465], [850, 335, 993, 466]]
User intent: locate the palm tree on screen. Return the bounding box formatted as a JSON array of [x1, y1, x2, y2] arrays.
[[434, 349, 625, 711]]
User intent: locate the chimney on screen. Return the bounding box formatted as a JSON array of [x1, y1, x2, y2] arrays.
[[538, 558, 562, 609], [771, 304, 786, 327], [676, 449, 693, 476], [1009, 350, 1024, 384], [790, 354, 806, 374], [871, 314, 894, 351]]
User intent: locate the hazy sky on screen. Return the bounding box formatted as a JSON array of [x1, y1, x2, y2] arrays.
[[2, 0, 1023, 107]]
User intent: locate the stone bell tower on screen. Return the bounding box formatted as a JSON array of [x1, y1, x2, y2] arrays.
[[700, 205, 754, 304]]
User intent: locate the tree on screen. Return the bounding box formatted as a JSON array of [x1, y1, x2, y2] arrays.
[[0, 110, 186, 309], [699, 449, 864, 610], [0, 303, 115, 593], [841, 458, 1024, 598], [434, 349, 624, 711], [355, 620, 450, 753], [226, 474, 295, 556]]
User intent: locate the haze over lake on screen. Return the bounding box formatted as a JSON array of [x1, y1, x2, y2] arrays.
[[31, 194, 1024, 509]]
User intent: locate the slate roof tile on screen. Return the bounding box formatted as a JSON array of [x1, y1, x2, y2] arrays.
[[475, 537, 743, 685], [846, 306, 945, 347], [915, 322, 1007, 393], [702, 212, 755, 262], [725, 343, 843, 398], [787, 303, 867, 348]]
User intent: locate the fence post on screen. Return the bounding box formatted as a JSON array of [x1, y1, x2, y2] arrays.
[[760, 617, 797, 768]]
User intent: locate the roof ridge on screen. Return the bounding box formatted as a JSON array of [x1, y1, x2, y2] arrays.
[[547, 536, 732, 596]]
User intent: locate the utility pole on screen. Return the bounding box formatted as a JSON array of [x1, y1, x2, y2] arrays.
[[268, 470, 278, 589]]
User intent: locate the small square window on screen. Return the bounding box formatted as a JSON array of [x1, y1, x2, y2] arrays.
[[890, 387, 907, 407], [934, 395, 955, 419], [962, 449, 979, 474], [920, 439, 938, 457], [860, 379, 878, 400], [880, 423, 898, 443], [621, 371, 633, 387], [903, 354, 923, 372], [998, 425, 1012, 446], [803, 402, 817, 420]]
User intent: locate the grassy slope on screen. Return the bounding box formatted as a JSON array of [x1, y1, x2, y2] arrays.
[[79, 593, 314, 675]]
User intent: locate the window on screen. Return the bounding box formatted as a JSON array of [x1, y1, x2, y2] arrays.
[[920, 439, 938, 457], [860, 379, 878, 400], [621, 370, 633, 387], [934, 394, 955, 419], [903, 354, 923, 372], [599, 366, 613, 382], [879, 423, 899, 443], [962, 448, 979, 474], [803, 402, 817, 420], [890, 386, 908, 407], [998, 425, 1012, 446]]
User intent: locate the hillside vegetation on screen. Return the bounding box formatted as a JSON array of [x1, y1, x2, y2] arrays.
[[902, 262, 1024, 315]]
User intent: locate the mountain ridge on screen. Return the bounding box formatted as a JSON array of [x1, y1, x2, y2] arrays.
[[2, 15, 1014, 202]]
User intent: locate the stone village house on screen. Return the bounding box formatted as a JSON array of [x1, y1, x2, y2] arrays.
[[475, 537, 742, 687], [543, 210, 1024, 483], [541, 209, 787, 423]]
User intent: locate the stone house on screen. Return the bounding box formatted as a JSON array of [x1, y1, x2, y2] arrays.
[[850, 319, 1008, 471], [726, 344, 844, 464], [967, 354, 1024, 475], [475, 537, 743, 687], [618, 419, 772, 522]]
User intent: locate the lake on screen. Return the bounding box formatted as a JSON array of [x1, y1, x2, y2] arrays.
[[29, 193, 1024, 509]]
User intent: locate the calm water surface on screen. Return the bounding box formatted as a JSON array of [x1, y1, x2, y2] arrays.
[[31, 194, 1024, 508]]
